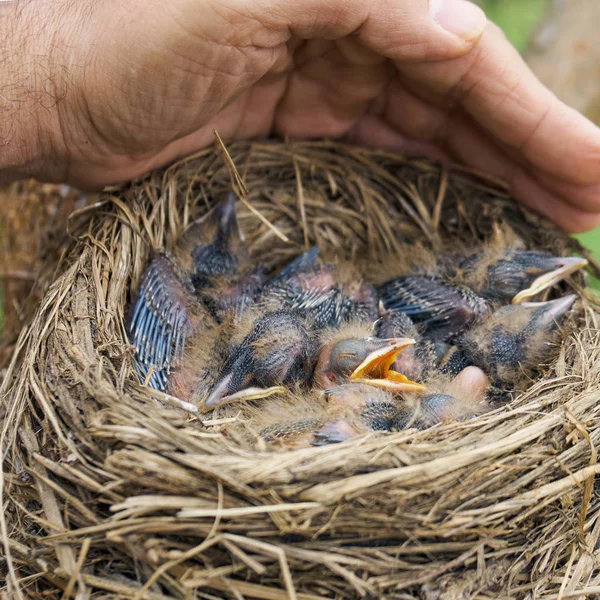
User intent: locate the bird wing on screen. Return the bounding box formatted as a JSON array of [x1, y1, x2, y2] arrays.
[[378, 276, 487, 341], [379, 276, 455, 317], [127, 254, 199, 391]]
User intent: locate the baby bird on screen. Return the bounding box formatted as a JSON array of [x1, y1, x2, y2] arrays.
[[313, 366, 488, 445], [204, 310, 316, 409], [256, 365, 489, 448], [446, 248, 587, 304], [128, 192, 253, 393], [313, 322, 426, 393], [377, 276, 488, 342], [262, 247, 379, 329], [174, 191, 249, 295], [441, 294, 577, 392], [376, 249, 585, 341], [258, 384, 400, 447], [200, 247, 388, 410], [393, 366, 489, 430]]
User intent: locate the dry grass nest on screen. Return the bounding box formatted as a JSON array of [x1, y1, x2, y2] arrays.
[[2, 139, 600, 600]]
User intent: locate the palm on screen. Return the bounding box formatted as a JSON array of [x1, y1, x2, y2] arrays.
[[56, 0, 600, 233], [74, 39, 396, 184]]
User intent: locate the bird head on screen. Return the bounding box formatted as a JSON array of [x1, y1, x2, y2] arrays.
[[484, 293, 577, 339], [462, 294, 577, 387], [314, 336, 426, 392], [203, 311, 315, 410], [519, 293, 578, 336], [459, 249, 587, 303], [175, 192, 248, 287], [510, 253, 588, 303]]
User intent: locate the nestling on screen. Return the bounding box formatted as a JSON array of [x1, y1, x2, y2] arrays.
[[128, 193, 253, 393], [441, 295, 577, 392]]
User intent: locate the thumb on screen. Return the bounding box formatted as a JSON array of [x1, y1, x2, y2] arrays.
[[429, 0, 489, 46], [262, 0, 487, 61]]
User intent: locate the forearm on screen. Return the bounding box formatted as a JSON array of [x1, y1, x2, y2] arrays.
[[0, 2, 67, 184]]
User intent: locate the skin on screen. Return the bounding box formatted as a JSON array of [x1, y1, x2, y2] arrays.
[[2, 0, 600, 232]]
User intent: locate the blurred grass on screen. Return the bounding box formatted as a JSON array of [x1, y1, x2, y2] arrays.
[[575, 231, 600, 290], [476, 0, 548, 51]]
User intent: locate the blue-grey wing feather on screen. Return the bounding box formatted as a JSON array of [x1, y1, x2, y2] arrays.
[[128, 255, 194, 391]]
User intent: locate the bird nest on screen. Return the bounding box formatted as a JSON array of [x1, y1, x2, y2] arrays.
[[3, 139, 600, 599]]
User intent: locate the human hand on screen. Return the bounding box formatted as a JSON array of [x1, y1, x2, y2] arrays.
[[3, 0, 600, 232]]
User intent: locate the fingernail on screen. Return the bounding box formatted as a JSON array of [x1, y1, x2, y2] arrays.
[[430, 0, 487, 42]]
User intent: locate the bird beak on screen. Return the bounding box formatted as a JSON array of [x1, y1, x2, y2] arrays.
[[204, 373, 285, 411], [208, 386, 285, 409], [312, 419, 360, 445], [521, 294, 577, 325], [512, 256, 588, 304], [214, 191, 239, 237], [350, 338, 426, 392]]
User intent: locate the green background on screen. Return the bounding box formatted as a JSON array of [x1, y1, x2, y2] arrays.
[[478, 0, 548, 52]]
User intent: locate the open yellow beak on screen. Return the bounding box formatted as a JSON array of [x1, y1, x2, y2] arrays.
[[512, 257, 588, 304], [350, 337, 426, 393]]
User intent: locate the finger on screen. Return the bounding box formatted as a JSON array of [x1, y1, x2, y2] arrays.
[[349, 113, 452, 163], [510, 172, 600, 234], [396, 22, 600, 188], [442, 113, 600, 233], [379, 79, 450, 141], [452, 113, 600, 215], [352, 111, 600, 234], [518, 168, 600, 215], [377, 75, 600, 217], [274, 41, 392, 137], [263, 0, 487, 61], [272, 0, 488, 140]]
